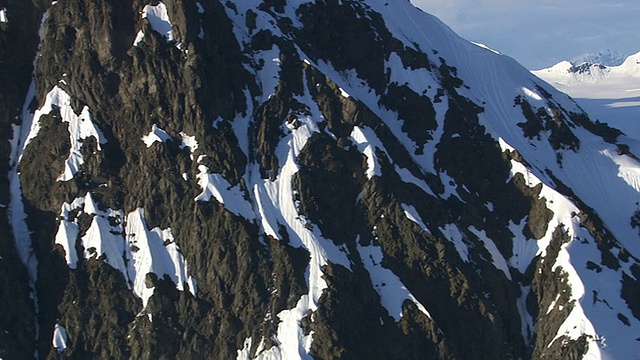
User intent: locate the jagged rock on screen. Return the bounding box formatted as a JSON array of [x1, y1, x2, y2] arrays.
[[2, 0, 640, 359]]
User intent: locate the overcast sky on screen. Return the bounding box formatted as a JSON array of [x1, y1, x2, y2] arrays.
[[410, 0, 640, 69]]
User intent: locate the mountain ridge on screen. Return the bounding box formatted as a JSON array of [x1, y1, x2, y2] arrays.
[[1, 0, 639, 359]]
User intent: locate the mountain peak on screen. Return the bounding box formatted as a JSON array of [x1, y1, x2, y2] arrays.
[[571, 50, 625, 67]]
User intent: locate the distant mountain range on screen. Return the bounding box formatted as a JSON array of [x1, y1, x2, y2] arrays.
[[570, 50, 626, 67], [533, 51, 640, 137]]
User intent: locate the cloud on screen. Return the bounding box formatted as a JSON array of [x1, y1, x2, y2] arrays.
[[410, 0, 640, 68]]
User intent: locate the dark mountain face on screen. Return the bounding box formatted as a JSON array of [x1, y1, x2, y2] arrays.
[[1, 0, 639, 359]]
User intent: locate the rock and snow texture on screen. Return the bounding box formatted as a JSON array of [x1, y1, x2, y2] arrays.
[[25, 86, 106, 181], [358, 242, 431, 321], [7, 0, 640, 359], [125, 209, 197, 307], [54, 194, 197, 308]]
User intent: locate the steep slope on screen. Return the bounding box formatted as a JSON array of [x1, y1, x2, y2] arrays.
[[2, 0, 640, 359], [0, 1, 48, 358]]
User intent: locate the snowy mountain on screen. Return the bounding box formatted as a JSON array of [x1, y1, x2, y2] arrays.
[[1, 1, 640, 359], [571, 50, 626, 67], [532, 51, 640, 137]]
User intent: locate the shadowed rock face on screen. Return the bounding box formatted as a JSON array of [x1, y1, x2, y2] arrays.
[[1, 0, 640, 359]]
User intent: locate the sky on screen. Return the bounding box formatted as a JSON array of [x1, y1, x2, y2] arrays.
[[410, 0, 640, 69]]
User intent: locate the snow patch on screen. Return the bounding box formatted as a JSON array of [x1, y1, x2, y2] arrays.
[[349, 126, 386, 179], [469, 226, 512, 280], [508, 220, 538, 274], [196, 2, 204, 14], [125, 208, 197, 307], [179, 131, 198, 159], [395, 165, 435, 196], [133, 30, 145, 46], [141, 2, 173, 41], [52, 324, 68, 353], [195, 165, 255, 220], [401, 203, 429, 233], [470, 41, 500, 55], [142, 124, 171, 147], [439, 224, 469, 262], [358, 242, 431, 321], [521, 87, 543, 102], [249, 109, 352, 357], [82, 196, 128, 276], [23, 86, 105, 182]]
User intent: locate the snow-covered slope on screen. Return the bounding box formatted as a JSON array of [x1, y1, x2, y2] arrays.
[[2, 0, 640, 359]]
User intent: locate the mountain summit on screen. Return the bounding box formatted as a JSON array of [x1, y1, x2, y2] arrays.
[[1, 1, 639, 359], [571, 50, 626, 67]]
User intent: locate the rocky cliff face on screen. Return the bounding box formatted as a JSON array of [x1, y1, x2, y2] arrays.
[[1, 0, 640, 359]]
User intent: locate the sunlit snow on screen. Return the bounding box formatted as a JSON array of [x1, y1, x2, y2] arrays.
[[126, 209, 197, 307], [358, 242, 432, 321], [142, 124, 171, 147], [0, 8, 8, 23], [52, 324, 68, 352], [141, 2, 173, 41], [401, 203, 429, 233], [23, 86, 106, 182], [194, 165, 255, 220], [349, 126, 385, 179]]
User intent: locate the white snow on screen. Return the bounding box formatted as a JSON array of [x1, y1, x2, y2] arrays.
[[9, 81, 41, 283], [142, 124, 171, 147], [508, 220, 538, 274], [521, 87, 543, 102], [0, 8, 8, 23], [179, 131, 199, 155], [395, 165, 435, 196], [54, 197, 85, 269], [125, 208, 197, 307], [82, 199, 128, 276], [470, 41, 500, 55], [246, 91, 352, 357], [194, 165, 255, 220], [401, 203, 429, 233], [133, 30, 145, 47], [500, 139, 640, 358], [55, 196, 197, 309], [52, 324, 68, 352], [349, 125, 386, 179], [12, 1, 640, 358], [358, 241, 431, 321], [141, 2, 173, 42], [54, 193, 129, 276], [532, 51, 640, 138], [468, 226, 512, 280], [22, 86, 105, 182], [438, 224, 469, 262]]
